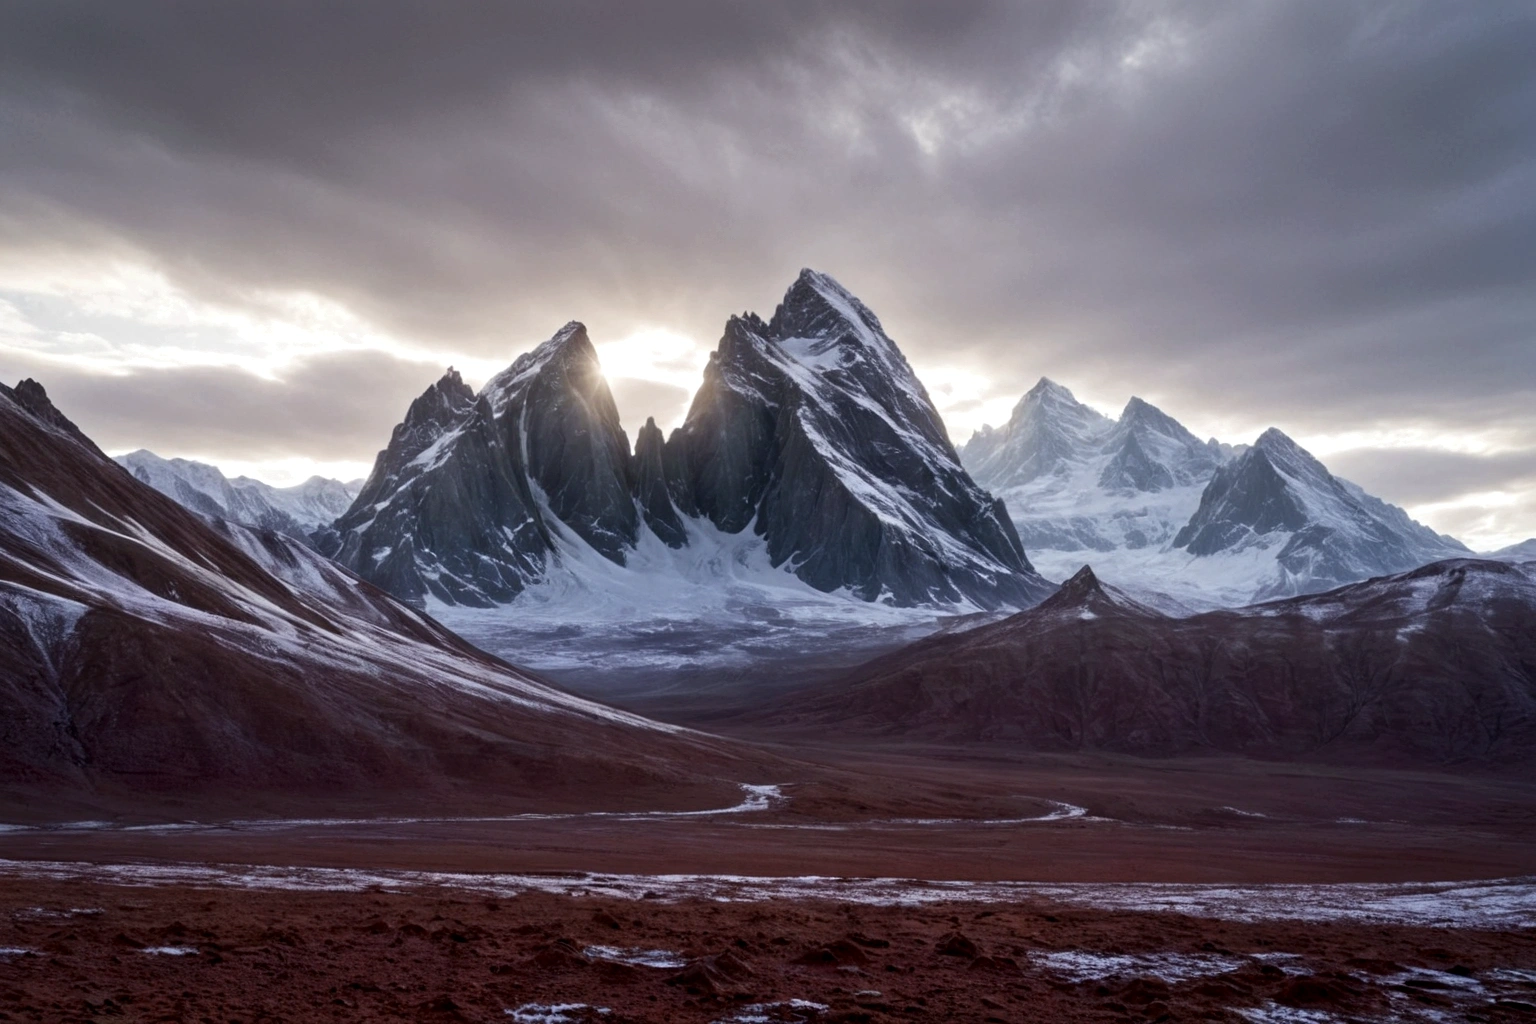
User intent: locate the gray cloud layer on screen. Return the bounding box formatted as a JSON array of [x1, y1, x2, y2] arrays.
[[0, 2, 1532, 538]]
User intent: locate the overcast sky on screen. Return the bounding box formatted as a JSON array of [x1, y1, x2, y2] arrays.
[[0, 2, 1532, 547]]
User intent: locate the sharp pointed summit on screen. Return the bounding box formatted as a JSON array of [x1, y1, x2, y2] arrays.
[[961, 378, 1113, 490], [320, 321, 638, 606], [663, 269, 1050, 609], [319, 272, 1052, 612]]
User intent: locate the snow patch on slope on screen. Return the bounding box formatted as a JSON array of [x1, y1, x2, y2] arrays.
[[433, 515, 944, 673]]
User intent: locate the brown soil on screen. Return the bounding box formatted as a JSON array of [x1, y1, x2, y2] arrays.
[[3, 746, 1535, 884], [3, 876, 1534, 1023]]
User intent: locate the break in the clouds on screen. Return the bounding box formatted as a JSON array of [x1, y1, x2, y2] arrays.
[[0, 1, 1532, 544]]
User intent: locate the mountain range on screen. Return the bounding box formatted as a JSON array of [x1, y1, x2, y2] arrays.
[[961, 379, 1469, 607], [317, 270, 1051, 611], [0, 379, 744, 817], [115, 449, 361, 544], [105, 272, 1503, 619]]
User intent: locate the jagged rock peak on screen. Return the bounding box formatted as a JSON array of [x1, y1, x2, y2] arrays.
[[770, 268, 889, 345], [1055, 564, 1103, 600], [1024, 376, 1080, 403], [2, 378, 102, 453], [662, 269, 1050, 609], [483, 321, 597, 404], [322, 318, 638, 606], [1031, 562, 1163, 619], [405, 367, 475, 423], [634, 415, 685, 547], [1120, 396, 1177, 428], [1246, 427, 1335, 486]]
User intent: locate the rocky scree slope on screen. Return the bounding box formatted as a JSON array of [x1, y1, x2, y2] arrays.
[[325, 271, 1051, 611], [0, 379, 745, 818], [116, 448, 360, 544], [779, 560, 1536, 766]]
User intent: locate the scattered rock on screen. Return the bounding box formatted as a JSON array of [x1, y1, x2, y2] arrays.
[[847, 933, 890, 949], [936, 932, 979, 958], [969, 955, 1018, 972], [795, 939, 869, 966], [530, 939, 589, 971], [666, 949, 756, 996]]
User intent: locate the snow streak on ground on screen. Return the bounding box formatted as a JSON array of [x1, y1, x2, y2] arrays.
[[738, 800, 1096, 831], [0, 861, 1530, 930], [582, 946, 688, 969], [506, 1004, 610, 1022], [712, 999, 830, 1024], [1030, 950, 1247, 982]]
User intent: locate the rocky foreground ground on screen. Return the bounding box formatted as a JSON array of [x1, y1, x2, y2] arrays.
[[2, 872, 1535, 1023]]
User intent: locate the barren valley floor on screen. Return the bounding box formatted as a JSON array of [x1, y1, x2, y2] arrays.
[[2, 743, 1534, 1022]]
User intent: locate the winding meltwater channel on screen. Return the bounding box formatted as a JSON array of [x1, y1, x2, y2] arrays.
[[0, 784, 1097, 835]]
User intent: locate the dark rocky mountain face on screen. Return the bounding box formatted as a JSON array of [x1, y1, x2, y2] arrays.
[[1173, 428, 1468, 599], [0, 378, 740, 817], [633, 416, 687, 546], [321, 323, 639, 606], [779, 559, 1536, 768], [328, 272, 1050, 611], [662, 270, 1051, 609]]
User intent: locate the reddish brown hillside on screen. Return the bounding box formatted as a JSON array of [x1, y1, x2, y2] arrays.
[[0, 380, 752, 820], [778, 563, 1536, 766]]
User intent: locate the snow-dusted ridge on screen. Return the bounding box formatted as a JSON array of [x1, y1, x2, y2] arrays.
[[0, 472, 686, 736]]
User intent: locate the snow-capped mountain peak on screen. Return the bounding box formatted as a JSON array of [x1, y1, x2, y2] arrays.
[[964, 383, 1468, 607], [114, 448, 361, 543], [1169, 426, 1467, 599], [1097, 396, 1220, 493], [665, 270, 1050, 608], [961, 377, 1113, 491], [322, 274, 1050, 612]]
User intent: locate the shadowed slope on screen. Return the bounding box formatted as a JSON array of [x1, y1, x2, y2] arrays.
[[0, 379, 750, 820], [778, 561, 1536, 766]]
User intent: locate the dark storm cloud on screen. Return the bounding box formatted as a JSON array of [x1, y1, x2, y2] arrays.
[[0, 1, 1533, 527]]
